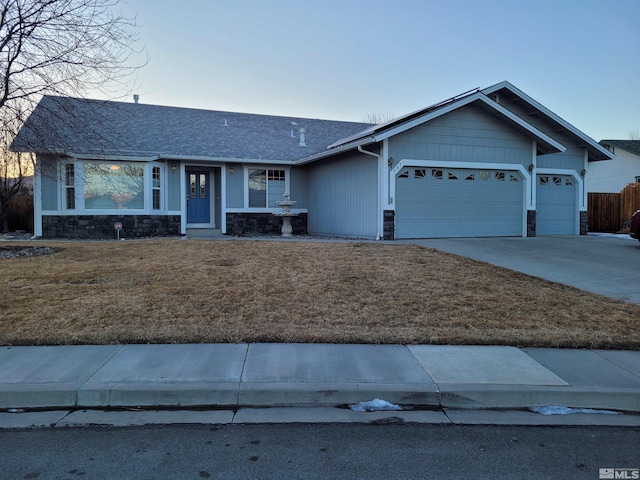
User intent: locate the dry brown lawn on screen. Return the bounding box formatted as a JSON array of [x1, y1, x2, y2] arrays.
[[0, 239, 638, 349]]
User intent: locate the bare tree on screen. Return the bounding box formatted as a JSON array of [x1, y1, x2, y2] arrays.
[[0, 0, 144, 232], [629, 131, 640, 140], [363, 112, 396, 124]]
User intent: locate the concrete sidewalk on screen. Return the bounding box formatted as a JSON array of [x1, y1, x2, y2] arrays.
[[1, 344, 638, 420]]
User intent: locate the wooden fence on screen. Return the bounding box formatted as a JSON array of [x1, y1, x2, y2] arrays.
[[588, 183, 640, 232]]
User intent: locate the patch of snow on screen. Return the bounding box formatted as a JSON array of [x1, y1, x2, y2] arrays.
[[529, 406, 619, 415], [349, 399, 404, 412]]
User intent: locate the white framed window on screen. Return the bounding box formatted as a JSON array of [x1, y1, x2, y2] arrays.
[[84, 162, 144, 210], [248, 168, 287, 207], [64, 163, 75, 210], [152, 166, 161, 210]]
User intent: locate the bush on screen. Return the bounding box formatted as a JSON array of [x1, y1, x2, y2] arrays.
[[8, 194, 33, 232]]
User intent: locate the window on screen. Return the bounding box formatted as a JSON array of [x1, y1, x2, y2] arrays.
[[431, 169, 443, 179], [539, 176, 549, 185], [448, 171, 458, 180], [480, 171, 491, 181], [248, 169, 286, 207], [65, 164, 75, 210], [398, 169, 409, 178], [553, 176, 562, 186], [152, 166, 161, 210], [84, 162, 144, 210], [495, 171, 505, 181], [414, 169, 426, 178]]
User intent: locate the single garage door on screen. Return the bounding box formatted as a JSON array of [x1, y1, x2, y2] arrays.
[[536, 174, 577, 235], [395, 167, 524, 238]]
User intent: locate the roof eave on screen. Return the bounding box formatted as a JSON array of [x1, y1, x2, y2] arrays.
[[296, 137, 377, 165], [482, 81, 614, 161]]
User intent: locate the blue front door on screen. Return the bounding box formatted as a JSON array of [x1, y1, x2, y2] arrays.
[[187, 171, 210, 224]]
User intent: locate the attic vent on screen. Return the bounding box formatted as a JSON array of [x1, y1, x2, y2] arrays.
[[299, 128, 307, 147]]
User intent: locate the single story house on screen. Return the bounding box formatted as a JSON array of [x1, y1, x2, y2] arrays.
[[586, 140, 640, 193], [11, 81, 614, 239]]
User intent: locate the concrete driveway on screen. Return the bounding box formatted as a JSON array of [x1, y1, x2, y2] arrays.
[[406, 234, 640, 305]]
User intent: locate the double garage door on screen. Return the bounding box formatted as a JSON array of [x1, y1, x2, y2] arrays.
[[395, 167, 524, 239]]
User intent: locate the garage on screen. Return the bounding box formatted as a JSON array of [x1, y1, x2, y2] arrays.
[[395, 166, 525, 238], [536, 174, 577, 234]]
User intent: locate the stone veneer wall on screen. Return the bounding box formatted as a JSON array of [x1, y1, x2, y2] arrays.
[[527, 210, 536, 237], [226, 212, 308, 236], [580, 211, 588, 235], [383, 210, 395, 240], [41, 215, 181, 239]]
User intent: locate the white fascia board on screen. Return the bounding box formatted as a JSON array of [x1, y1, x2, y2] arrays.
[[67, 152, 158, 161], [295, 137, 376, 165], [158, 154, 294, 165], [372, 93, 566, 154], [67, 153, 294, 165], [482, 81, 614, 161]]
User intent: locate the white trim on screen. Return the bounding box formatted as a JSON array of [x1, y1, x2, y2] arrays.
[[482, 81, 615, 161], [379, 139, 390, 239], [373, 94, 566, 155], [33, 161, 42, 237], [243, 165, 291, 208], [530, 140, 537, 209], [390, 159, 530, 237], [184, 166, 219, 229], [221, 166, 227, 234], [536, 168, 584, 210], [583, 148, 589, 210], [535, 169, 582, 234]]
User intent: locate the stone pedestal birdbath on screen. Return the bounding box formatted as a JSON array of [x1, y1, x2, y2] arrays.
[[273, 193, 299, 238]]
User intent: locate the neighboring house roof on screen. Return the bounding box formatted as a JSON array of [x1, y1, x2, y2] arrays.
[[11, 96, 373, 163], [482, 81, 614, 162], [599, 140, 640, 157]]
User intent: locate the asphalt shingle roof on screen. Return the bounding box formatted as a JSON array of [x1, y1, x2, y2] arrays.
[[600, 140, 640, 157], [12, 96, 373, 162]]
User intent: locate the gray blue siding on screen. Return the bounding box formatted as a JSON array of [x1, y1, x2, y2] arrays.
[[166, 166, 181, 211], [225, 164, 244, 208], [388, 104, 532, 167], [307, 152, 378, 238], [289, 166, 308, 208], [39, 156, 58, 210]]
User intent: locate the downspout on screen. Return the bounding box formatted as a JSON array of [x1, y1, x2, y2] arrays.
[[358, 146, 382, 240]]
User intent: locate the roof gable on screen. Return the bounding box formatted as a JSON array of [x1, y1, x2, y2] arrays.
[[482, 81, 614, 161], [299, 90, 566, 164]]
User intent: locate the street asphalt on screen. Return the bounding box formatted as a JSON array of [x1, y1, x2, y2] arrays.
[[1, 233, 639, 428]]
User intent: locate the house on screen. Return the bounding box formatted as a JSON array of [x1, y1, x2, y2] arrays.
[[11, 81, 614, 240], [586, 140, 640, 193]]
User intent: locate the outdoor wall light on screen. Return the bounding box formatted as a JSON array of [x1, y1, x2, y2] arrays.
[[171, 163, 177, 172], [387, 157, 394, 167], [580, 169, 586, 177], [228, 165, 234, 174], [528, 163, 535, 173]]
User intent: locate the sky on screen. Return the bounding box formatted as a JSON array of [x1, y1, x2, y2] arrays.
[[115, 0, 640, 141]]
